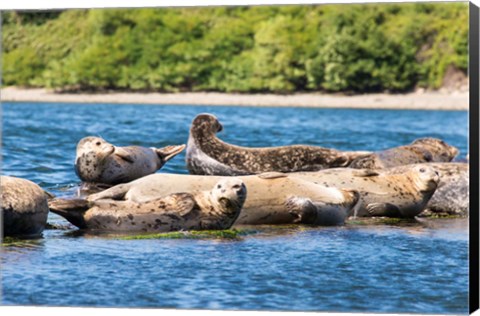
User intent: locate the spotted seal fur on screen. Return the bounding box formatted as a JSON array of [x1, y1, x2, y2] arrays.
[[186, 113, 371, 176], [88, 172, 360, 226], [386, 163, 469, 216], [75, 136, 185, 185], [289, 165, 440, 218], [1, 176, 50, 237], [48, 178, 246, 232], [349, 138, 458, 169]]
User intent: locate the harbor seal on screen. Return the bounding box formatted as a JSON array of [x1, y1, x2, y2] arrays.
[[349, 138, 458, 169], [88, 173, 360, 226], [386, 163, 469, 216], [48, 178, 246, 232], [1, 176, 50, 237], [75, 136, 186, 184], [186, 113, 371, 175], [288, 165, 440, 218]]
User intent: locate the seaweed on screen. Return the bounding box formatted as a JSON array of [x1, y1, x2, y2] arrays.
[[117, 228, 256, 240]]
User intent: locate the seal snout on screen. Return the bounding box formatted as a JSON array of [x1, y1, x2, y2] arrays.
[[213, 178, 247, 208]]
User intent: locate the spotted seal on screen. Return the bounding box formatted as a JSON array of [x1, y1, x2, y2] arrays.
[[88, 173, 360, 226], [288, 165, 440, 218], [185, 113, 371, 176], [48, 178, 246, 232], [349, 138, 458, 169], [75, 136, 185, 185], [1, 176, 50, 237], [386, 163, 469, 216]]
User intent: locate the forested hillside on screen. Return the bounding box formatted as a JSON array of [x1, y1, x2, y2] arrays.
[[2, 3, 468, 93]]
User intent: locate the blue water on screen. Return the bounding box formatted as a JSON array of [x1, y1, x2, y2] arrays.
[[1, 102, 469, 313]]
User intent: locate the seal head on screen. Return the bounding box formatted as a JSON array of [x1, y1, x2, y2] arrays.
[[410, 138, 459, 162], [409, 165, 440, 193]]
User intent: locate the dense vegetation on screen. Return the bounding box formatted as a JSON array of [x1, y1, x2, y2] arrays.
[[2, 3, 468, 93]]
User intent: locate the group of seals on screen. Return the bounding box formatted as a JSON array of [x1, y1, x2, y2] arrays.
[[87, 172, 360, 226], [75, 136, 186, 184], [6, 111, 467, 236], [186, 113, 371, 176], [1, 176, 50, 237], [49, 178, 247, 232], [185, 114, 459, 176], [86, 164, 440, 221]]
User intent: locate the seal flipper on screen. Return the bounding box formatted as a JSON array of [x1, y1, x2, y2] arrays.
[[114, 147, 135, 163], [285, 197, 318, 224], [88, 183, 129, 202], [48, 198, 90, 228], [155, 144, 186, 163], [157, 193, 197, 218], [366, 202, 401, 217], [258, 172, 287, 179], [352, 169, 380, 177]]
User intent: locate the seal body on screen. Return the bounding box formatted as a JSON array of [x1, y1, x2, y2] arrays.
[[88, 173, 360, 226], [349, 138, 458, 169], [75, 136, 185, 185], [186, 113, 371, 176], [1, 176, 50, 237], [48, 178, 246, 232], [289, 165, 440, 218], [386, 163, 469, 216]]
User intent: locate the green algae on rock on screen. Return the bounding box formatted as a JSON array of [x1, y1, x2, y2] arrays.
[[118, 229, 254, 240]]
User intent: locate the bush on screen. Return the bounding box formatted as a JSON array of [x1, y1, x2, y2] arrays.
[[1, 3, 468, 93]]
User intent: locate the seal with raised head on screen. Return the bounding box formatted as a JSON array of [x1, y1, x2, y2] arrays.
[[348, 138, 458, 169], [386, 162, 469, 216], [186, 113, 371, 176], [1, 175, 50, 237], [88, 172, 360, 226], [48, 178, 246, 232], [289, 165, 440, 218], [75, 136, 186, 185]]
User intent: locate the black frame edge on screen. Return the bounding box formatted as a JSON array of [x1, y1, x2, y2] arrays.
[[470, 1, 480, 314]]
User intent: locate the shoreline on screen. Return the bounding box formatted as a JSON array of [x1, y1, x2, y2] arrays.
[[1, 87, 469, 110]]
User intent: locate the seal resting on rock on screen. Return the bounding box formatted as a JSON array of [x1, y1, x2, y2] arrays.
[[186, 113, 371, 176], [1, 176, 50, 237], [386, 163, 469, 217], [75, 136, 185, 185], [88, 173, 360, 226], [349, 138, 458, 169], [288, 165, 440, 218], [293, 166, 441, 218], [48, 178, 246, 232]]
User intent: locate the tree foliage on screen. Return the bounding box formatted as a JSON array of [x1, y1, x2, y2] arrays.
[[2, 3, 468, 93]]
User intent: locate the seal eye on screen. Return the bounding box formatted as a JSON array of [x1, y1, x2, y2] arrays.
[[419, 168, 426, 173], [217, 184, 222, 189], [232, 184, 241, 190], [96, 142, 101, 146]]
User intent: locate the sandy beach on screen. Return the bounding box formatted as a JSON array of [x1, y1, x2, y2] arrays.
[[1, 87, 469, 110]]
